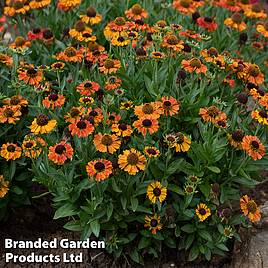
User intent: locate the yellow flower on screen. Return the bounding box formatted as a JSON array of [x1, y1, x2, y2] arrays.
[[147, 181, 167, 203], [30, 114, 57, 134], [196, 203, 211, 222], [0, 175, 9, 198]]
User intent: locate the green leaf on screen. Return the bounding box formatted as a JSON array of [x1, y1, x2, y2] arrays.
[[164, 237, 176, 248], [168, 184, 184, 195], [175, 226, 181, 237], [129, 249, 140, 264], [64, 220, 82, 231], [188, 245, 199, 261], [111, 178, 122, 193], [130, 197, 139, 212], [207, 166, 221, 173], [185, 234, 195, 250], [181, 224, 195, 233], [167, 159, 184, 175], [53, 203, 77, 219], [216, 243, 229, 251], [107, 203, 113, 220], [199, 230, 212, 242], [90, 220, 100, 237], [138, 237, 150, 250], [11, 186, 23, 195], [120, 196, 127, 210], [204, 248, 211, 261]]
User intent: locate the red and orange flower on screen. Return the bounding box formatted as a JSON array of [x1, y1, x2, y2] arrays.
[[86, 159, 113, 181]]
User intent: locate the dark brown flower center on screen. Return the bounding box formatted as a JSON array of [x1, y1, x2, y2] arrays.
[[142, 119, 152, 127], [163, 100, 171, 107], [153, 187, 161, 197], [104, 59, 115, 69], [199, 208, 207, 215], [190, 58, 202, 68], [204, 17, 213, 23], [259, 110, 268, 118], [94, 162, 105, 171], [26, 68, 38, 76], [15, 36, 26, 47], [207, 106, 219, 118], [207, 47, 218, 57], [82, 33, 92, 38], [117, 36, 125, 42], [185, 186, 194, 193], [166, 35, 179, 45], [153, 52, 162, 57], [101, 135, 113, 146], [32, 28, 41, 34], [13, 1, 24, 9], [157, 20, 167, 28], [232, 13, 243, 24], [53, 63, 64, 69], [25, 141, 34, 148], [114, 17, 126, 26], [132, 4, 143, 15], [251, 140, 260, 149], [147, 148, 157, 155], [127, 153, 139, 165], [231, 130, 244, 142], [86, 7, 97, 17], [43, 29, 53, 39], [4, 108, 14, 117], [176, 133, 184, 144], [89, 110, 98, 117], [70, 108, 80, 117], [48, 94, 59, 101], [252, 4, 262, 13], [150, 219, 158, 227], [246, 200, 257, 213], [248, 65, 260, 77], [142, 104, 154, 114], [36, 114, 49, 126], [217, 120, 226, 127], [65, 47, 77, 57], [75, 21, 86, 32], [76, 120, 87, 129], [119, 124, 127, 131], [180, 0, 190, 8], [7, 145, 16, 152], [55, 144, 66, 154]]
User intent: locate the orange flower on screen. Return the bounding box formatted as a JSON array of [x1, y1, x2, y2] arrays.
[[64, 106, 85, 123], [144, 147, 160, 158], [56, 46, 84, 63], [227, 130, 244, 149], [84, 107, 104, 127], [199, 106, 227, 124], [181, 58, 207, 74], [69, 119, 94, 138], [162, 34, 184, 52], [125, 4, 148, 20], [244, 64, 264, 85], [9, 36, 31, 50], [18, 67, 43, 86], [240, 195, 261, 222], [111, 123, 133, 137], [197, 17, 218, 32], [69, 20, 93, 41], [172, 0, 196, 14], [80, 6, 102, 25], [57, 0, 81, 11], [30, 0, 51, 9], [242, 135, 265, 160], [0, 105, 21, 124], [224, 13, 247, 31], [106, 112, 121, 125], [244, 3, 267, 19], [118, 148, 147, 175], [4, 1, 30, 17], [133, 117, 159, 136], [200, 47, 219, 62], [134, 102, 163, 119], [160, 96, 180, 116], [22, 135, 46, 159], [0, 143, 22, 161], [256, 21, 268, 39], [99, 59, 121, 74], [86, 159, 113, 181], [94, 133, 121, 154], [48, 142, 73, 165], [251, 110, 268, 125], [2, 95, 28, 107], [76, 81, 100, 96], [216, 0, 241, 12], [0, 52, 13, 66], [105, 76, 122, 91], [42, 93, 65, 109]]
